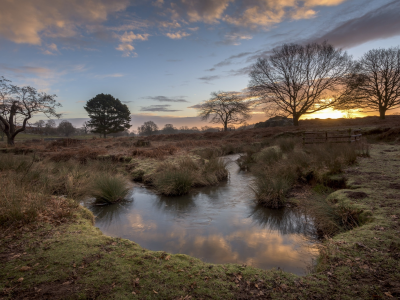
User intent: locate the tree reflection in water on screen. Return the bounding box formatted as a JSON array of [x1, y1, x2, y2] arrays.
[[248, 205, 316, 237]]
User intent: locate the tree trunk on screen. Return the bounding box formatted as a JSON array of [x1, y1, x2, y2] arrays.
[[379, 107, 386, 120], [7, 135, 15, 146], [293, 114, 300, 126], [224, 122, 228, 131]]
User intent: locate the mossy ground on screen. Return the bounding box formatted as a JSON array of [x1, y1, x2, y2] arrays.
[[1, 143, 400, 299]]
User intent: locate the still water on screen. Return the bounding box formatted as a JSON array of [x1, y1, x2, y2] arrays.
[[86, 155, 318, 275]]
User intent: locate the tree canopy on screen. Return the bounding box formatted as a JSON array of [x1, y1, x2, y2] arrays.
[[138, 121, 158, 136], [197, 91, 251, 131], [57, 120, 75, 137], [0, 76, 61, 145], [248, 42, 353, 126], [84, 93, 131, 138]]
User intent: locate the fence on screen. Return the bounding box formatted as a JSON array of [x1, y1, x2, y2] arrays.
[[303, 129, 362, 145]]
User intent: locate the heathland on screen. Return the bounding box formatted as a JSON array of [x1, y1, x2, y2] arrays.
[[1, 116, 400, 299]]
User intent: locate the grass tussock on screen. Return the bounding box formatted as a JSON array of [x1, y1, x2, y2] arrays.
[[250, 141, 361, 208], [277, 138, 296, 153], [91, 174, 130, 204], [153, 156, 228, 196], [0, 152, 132, 225], [132, 145, 178, 159]]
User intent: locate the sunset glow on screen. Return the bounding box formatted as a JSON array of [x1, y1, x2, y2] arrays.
[[0, 0, 399, 129]]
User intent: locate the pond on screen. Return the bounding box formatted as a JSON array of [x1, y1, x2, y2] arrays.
[[85, 154, 319, 275]]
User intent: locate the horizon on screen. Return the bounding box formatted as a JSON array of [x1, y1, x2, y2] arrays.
[[1, 0, 400, 130]]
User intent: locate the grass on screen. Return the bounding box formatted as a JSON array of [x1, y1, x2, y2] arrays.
[[249, 140, 361, 208], [1, 136, 400, 298], [153, 156, 228, 195], [91, 174, 130, 204]]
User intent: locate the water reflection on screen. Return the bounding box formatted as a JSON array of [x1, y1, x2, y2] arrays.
[[248, 205, 316, 236], [85, 154, 319, 275]]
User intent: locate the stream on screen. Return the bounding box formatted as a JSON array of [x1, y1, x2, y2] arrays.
[[85, 154, 318, 275]]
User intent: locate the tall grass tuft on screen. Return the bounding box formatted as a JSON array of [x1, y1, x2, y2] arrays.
[[251, 175, 291, 209], [0, 177, 47, 226], [91, 174, 130, 204], [277, 138, 296, 153], [153, 164, 193, 196]]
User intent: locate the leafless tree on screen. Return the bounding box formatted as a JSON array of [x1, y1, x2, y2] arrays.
[[197, 91, 251, 131], [248, 42, 354, 126], [341, 47, 400, 119], [0, 76, 61, 145], [81, 121, 90, 134]]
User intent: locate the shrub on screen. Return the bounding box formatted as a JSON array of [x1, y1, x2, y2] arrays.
[[91, 174, 130, 204]]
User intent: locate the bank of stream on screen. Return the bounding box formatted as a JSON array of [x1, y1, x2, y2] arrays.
[[85, 154, 319, 275]]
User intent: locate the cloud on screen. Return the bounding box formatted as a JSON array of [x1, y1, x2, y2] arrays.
[[173, 0, 234, 24], [311, 0, 400, 48], [116, 43, 137, 57], [219, 33, 253, 45], [165, 31, 190, 39], [213, 51, 253, 68], [198, 75, 220, 82], [206, 68, 216, 72], [42, 43, 60, 55], [187, 104, 203, 109], [223, 0, 346, 29], [0, 0, 129, 45], [140, 104, 182, 112], [93, 73, 124, 79], [118, 31, 150, 43], [159, 21, 181, 29], [0, 64, 53, 76], [142, 96, 189, 102]]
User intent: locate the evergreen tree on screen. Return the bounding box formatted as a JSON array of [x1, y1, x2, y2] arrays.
[[84, 94, 131, 138]]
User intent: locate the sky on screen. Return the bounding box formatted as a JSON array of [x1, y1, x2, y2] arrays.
[[1, 0, 400, 130]]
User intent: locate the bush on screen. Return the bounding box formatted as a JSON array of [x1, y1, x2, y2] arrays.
[[91, 174, 130, 204]]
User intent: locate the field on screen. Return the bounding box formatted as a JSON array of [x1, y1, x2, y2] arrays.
[[1, 116, 400, 299]]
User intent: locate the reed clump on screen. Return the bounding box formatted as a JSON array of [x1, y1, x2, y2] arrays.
[[91, 174, 130, 204], [249, 139, 362, 208], [152, 156, 228, 196]]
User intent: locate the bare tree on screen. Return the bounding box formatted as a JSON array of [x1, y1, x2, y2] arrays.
[[0, 77, 61, 145], [81, 121, 90, 134], [342, 47, 400, 119], [248, 42, 353, 126], [197, 91, 251, 131]]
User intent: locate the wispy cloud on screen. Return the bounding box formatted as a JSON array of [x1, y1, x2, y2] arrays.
[[198, 75, 220, 83], [140, 104, 182, 112], [142, 95, 189, 102]]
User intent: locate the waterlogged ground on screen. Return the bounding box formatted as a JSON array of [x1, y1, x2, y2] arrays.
[[86, 155, 318, 275]]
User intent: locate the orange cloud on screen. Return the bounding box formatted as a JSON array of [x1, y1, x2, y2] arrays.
[[0, 0, 129, 45], [165, 31, 191, 39]]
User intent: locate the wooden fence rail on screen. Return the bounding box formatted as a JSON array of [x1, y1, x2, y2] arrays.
[[303, 130, 362, 145]]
